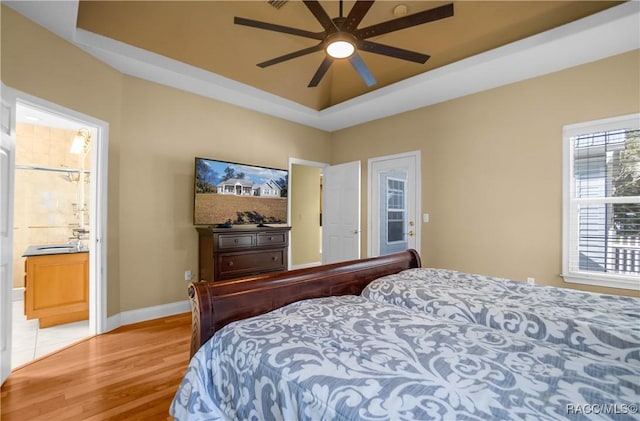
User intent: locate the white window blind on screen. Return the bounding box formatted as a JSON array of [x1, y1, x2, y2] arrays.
[[563, 114, 640, 290], [386, 177, 406, 244]]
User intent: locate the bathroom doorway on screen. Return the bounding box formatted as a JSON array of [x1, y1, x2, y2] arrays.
[[10, 100, 104, 369]]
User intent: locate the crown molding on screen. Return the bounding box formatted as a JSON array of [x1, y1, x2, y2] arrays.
[[5, 1, 639, 132]]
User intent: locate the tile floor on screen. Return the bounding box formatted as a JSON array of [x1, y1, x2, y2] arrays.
[[11, 290, 90, 370]]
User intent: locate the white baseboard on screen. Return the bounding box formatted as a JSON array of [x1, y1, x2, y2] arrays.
[[105, 300, 190, 333], [290, 261, 322, 270], [13, 286, 188, 334]]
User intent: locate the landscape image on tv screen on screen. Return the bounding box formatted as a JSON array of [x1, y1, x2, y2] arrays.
[[194, 157, 288, 226]]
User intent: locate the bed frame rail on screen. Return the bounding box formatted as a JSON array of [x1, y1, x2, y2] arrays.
[[187, 249, 421, 357]]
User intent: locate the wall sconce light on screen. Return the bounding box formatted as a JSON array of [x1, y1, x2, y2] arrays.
[[70, 128, 91, 155]]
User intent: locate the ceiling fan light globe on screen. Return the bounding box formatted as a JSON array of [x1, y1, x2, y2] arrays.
[[326, 40, 355, 59]]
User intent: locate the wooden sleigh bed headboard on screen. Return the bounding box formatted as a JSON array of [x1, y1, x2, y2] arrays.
[[187, 249, 421, 357]]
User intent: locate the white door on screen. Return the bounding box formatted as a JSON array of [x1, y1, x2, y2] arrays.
[[369, 151, 421, 257], [1, 86, 16, 384], [322, 161, 361, 264]]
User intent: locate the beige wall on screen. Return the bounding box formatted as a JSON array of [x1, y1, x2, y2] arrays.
[[2, 6, 125, 315], [1, 6, 332, 315], [331, 49, 640, 298], [290, 164, 322, 267], [116, 77, 330, 311]]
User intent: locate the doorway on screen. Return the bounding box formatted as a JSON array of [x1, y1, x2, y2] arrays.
[[1, 86, 108, 379], [368, 151, 421, 257], [288, 158, 361, 268], [288, 159, 325, 269], [11, 103, 95, 368]]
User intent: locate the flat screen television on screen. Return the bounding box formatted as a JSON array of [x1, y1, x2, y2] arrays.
[[194, 157, 288, 226]]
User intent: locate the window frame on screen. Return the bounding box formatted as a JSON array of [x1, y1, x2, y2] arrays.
[[562, 113, 640, 291], [386, 176, 406, 245]]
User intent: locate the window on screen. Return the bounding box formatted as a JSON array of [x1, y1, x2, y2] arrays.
[[386, 177, 406, 243], [563, 114, 640, 290]]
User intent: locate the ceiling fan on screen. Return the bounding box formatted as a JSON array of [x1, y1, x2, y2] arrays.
[[234, 1, 454, 88]]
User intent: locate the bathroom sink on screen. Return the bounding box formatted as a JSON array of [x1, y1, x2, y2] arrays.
[[36, 245, 75, 250], [23, 244, 87, 257]]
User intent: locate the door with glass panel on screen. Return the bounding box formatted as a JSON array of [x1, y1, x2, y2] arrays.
[[369, 151, 420, 257]]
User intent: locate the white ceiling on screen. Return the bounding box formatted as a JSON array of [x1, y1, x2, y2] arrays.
[[5, 1, 640, 132]]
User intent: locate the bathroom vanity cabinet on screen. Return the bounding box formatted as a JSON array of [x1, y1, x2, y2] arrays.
[[23, 249, 89, 328]]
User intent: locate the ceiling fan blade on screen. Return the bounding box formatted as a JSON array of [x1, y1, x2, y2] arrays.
[[258, 44, 324, 68], [234, 16, 324, 40], [358, 40, 430, 64], [303, 0, 338, 35], [308, 56, 334, 87], [354, 3, 454, 39], [349, 53, 376, 87], [343, 1, 375, 32]]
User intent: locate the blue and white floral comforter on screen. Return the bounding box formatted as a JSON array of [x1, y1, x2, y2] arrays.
[[362, 268, 640, 365], [170, 295, 640, 421]]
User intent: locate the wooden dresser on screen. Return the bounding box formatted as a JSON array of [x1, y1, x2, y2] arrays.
[[197, 226, 291, 282]]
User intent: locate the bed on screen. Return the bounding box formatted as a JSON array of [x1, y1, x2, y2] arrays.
[[171, 250, 640, 420], [362, 268, 640, 365]]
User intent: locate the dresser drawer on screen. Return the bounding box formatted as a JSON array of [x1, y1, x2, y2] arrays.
[[217, 250, 285, 278], [257, 232, 287, 247], [217, 234, 254, 249]]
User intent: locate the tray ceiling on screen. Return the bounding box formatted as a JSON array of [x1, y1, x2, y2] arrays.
[[5, 1, 638, 131], [76, 1, 622, 111]]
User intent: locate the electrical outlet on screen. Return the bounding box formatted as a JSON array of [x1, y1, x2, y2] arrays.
[[184, 270, 192, 281], [527, 277, 535, 285]]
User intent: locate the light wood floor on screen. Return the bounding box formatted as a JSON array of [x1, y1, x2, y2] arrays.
[[1, 312, 191, 420]]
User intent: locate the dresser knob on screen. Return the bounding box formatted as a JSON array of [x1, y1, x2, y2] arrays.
[[272, 256, 278, 261], [228, 261, 234, 266], [268, 236, 273, 241]]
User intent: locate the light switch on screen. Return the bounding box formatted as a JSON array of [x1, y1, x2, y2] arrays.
[[423, 213, 430, 223]]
